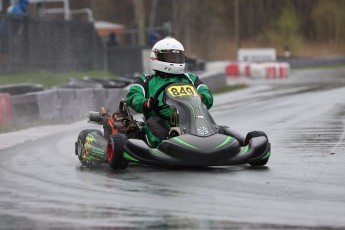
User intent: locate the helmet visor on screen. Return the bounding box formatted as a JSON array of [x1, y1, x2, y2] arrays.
[[156, 50, 185, 64]]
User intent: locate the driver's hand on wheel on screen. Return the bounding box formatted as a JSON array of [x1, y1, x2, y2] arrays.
[[144, 97, 159, 110]]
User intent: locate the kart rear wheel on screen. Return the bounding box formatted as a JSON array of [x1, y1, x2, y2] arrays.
[[107, 134, 129, 170], [76, 129, 102, 166], [245, 131, 269, 167]]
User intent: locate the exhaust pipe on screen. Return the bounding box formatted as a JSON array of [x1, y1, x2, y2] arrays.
[[87, 111, 104, 124]]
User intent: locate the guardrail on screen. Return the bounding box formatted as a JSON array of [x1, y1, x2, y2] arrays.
[[2, 72, 225, 126]]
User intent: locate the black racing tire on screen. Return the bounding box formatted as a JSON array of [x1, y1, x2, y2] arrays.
[[0, 83, 44, 95], [245, 131, 268, 146], [245, 131, 269, 167], [76, 129, 102, 166], [250, 158, 269, 167], [107, 134, 129, 170]]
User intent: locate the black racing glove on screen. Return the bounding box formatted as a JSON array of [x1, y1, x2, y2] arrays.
[[144, 96, 159, 110]]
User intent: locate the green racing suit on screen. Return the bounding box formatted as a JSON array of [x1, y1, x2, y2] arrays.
[[126, 72, 213, 147]]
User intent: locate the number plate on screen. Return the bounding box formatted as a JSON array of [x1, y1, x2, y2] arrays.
[[167, 85, 198, 97]]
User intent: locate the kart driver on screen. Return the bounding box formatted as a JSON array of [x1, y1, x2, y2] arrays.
[[126, 37, 213, 147]]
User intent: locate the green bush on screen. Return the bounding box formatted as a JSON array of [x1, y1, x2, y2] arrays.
[[263, 1, 303, 53], [311, 0, 345, 44]]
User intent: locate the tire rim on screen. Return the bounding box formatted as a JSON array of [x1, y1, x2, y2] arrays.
[[107, 141, 114, 161]]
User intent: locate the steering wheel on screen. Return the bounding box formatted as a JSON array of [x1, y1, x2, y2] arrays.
[[152, 82, 177, 120]]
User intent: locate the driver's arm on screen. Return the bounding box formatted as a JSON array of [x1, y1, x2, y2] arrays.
[[192, 75, 213, 110], [198, 85, 213, 110], [126, 77, 147, 113]]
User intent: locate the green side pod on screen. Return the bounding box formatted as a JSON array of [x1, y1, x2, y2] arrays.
[[171, 137, 200, 150], [123, 151, 139, 162], [262, 151, 271, 159], [240, 145, 250, 155], [213, 136, 232, 150]]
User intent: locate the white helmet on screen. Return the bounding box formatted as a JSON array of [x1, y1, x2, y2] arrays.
[[150, 37, 185, 74]]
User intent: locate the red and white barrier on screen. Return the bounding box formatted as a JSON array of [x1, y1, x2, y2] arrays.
[[263, 62, 289, 79], [0, 93, 12, 126], [225, 63, 240, 77], [225, 62, 251, 77], [225, 62, 290, 79], [239, 62, 251, 77]]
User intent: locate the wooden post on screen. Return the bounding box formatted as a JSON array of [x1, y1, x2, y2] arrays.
[[234, 0, 240, 58], [134, 0, 146, 46]]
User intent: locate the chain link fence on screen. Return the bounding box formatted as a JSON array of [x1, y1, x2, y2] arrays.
[[0, 15, 105, 74], [0, 15, 206, 76]]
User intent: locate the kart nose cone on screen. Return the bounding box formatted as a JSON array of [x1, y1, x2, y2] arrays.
[[157, 134, 241, 163]]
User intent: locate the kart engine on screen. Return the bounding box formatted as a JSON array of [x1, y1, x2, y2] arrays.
[[88, 107, 143, 140]]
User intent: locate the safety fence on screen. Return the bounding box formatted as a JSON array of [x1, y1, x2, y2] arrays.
[[206, 55, 345, 80], [107, 46, 144, 75], [0, 15, 204, 76], [9, 87, 128, 125], [0, 15, 105, 74], [225, 62, 290, 79], [1, 72, 225, 127], [206, 61, 290, 79]]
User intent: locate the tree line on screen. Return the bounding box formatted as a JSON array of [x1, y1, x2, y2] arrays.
[[67, 0, 345, 59]]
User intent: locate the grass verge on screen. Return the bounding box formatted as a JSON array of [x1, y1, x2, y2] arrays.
[[212, 83, 248, 95], [0, 70, 117, 88], [0, 119, 80, 134]]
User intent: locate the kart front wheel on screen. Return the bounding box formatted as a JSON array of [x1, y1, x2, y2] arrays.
[[245, 131, 270, 167], [76, 129, 102, 166], [245, 131, 268, 146], [107, 134, 129, 170], [249, 158, 269, 167]]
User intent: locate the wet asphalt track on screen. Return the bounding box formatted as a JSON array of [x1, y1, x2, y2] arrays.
[[0, 68, 345, 229]]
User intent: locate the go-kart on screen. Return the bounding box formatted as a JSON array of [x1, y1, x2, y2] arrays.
[[75, 82, 271, 169]]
